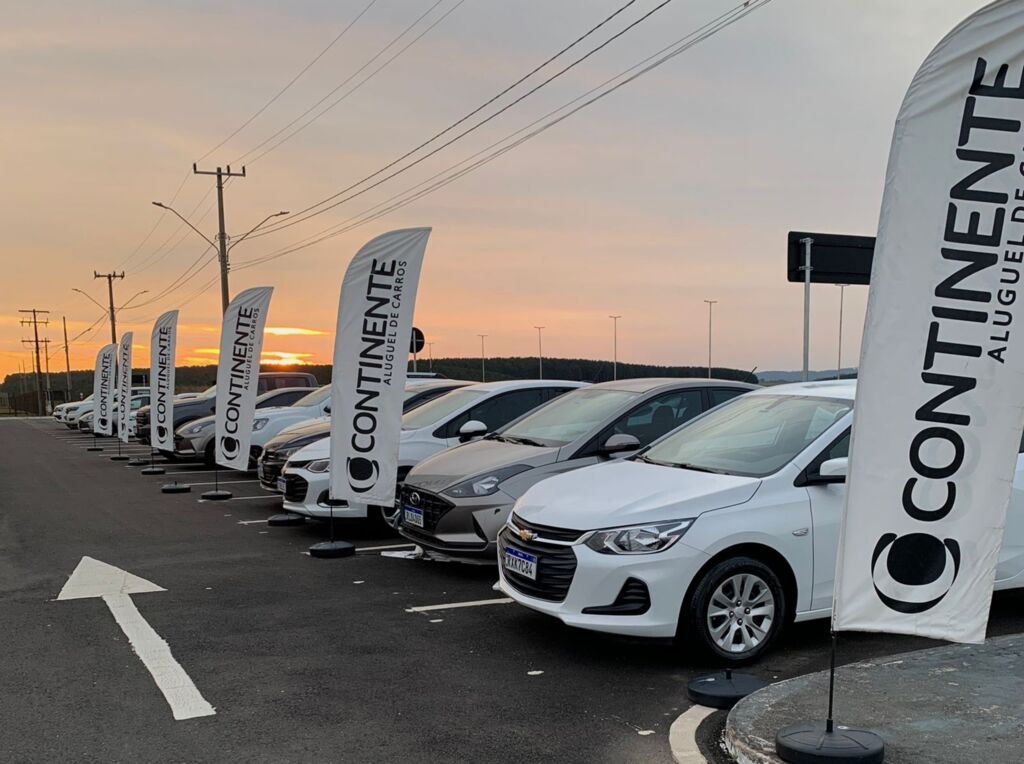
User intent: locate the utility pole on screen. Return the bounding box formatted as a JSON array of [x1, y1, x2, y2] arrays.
[[836, 284, 848, 380], [62, 316, 72, 398], [704, 300, 718, 379], [427, 342, 435, 372], [193, 163, 247, 314], [609, 315, 622, 381], [41, 338, 53, 409], [94, 271, 125, 344], [478, 335, 488, 382], [800, 237, 814, 382], [19, 308, 49, 415], [534, 326, 545, 379]]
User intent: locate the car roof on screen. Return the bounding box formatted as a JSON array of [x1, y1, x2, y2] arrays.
[[459, 379, 588, 393], [585, 377, 759, 394], [405, 379, 472, 391], [749, 379, 857, 401]]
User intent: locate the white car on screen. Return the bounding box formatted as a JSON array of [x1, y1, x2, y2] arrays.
[[65, 386, 148, 427], [54, 396, 91, 423], [279, 380, 587, 522], [497, 380, 1024, 663]]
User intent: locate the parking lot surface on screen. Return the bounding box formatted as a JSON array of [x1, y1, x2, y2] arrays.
[[3, 419, 1023, 763]]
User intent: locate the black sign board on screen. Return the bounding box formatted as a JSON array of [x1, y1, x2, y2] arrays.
[[410, 327, 425, 354], [787, 231, 876, 285]]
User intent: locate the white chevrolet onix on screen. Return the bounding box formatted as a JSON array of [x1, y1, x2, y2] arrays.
[[498, 380, 1024, 663]]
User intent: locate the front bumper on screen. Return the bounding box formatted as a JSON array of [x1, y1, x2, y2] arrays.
[[395, 485, 511, 561], [498, 524, 710, 639], [173, 434, 201, 458], [280, 467, 370, 519]]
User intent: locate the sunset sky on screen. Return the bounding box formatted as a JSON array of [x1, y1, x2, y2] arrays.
[[0, 0, 989, 380]]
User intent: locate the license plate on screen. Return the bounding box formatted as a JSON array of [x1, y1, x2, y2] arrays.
[[403, 506, 424, 528], [276, 476, 287, 492], [503, 546, 538, 580], [257, 465, 265, 480]]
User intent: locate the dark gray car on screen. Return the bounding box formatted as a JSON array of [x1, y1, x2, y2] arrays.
[[398, 378, 758, 562]]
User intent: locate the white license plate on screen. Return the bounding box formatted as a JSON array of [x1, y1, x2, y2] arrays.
[[276, 476, 287, 492], [503, 546, 538, 580], [403, 506, 424, 528], [257, 465, 265, 480]]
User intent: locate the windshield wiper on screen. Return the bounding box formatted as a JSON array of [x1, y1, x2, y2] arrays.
[[634, 454, 669, 466], [673, 462, 728, 474], [501, 435, 545, 447]]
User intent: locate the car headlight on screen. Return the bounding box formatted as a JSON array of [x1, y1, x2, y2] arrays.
[[252, 418, 269, 431], [443, 464, 532, 498], [181, 420, 213, 436], [582, 519, 694, 555], [306, 459, 331, 473]]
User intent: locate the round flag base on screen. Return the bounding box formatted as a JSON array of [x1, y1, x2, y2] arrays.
[[201, 490, 233, 501], [110, 455, 130, 461], [86, 446, 103, 452], [686, 671, 766, 709], [141, 466, 165, 475], [161, 482, 191, 494], [309, 540, 355, 559], [268, 513, 305, 527], [776, 721, 884, 764], [127, 458, 148, 466]]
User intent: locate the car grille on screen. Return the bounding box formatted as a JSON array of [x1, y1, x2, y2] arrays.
[[399, 485, 454, 532], [260, 456, 285, 488], [499, 516, 583, 602], [283, 474, 309, 502]]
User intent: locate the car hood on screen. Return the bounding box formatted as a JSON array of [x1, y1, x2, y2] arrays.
[[406, 438, 558, 493], [257, 406, 315, 421], [266, 419, 330, 450], [514, 460, 761, 531], [289, 424, 436, 465]]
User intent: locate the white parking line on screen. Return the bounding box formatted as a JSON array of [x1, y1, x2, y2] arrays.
[[185, 480, 257, 487], [237, 519, 270, 524], [357, 543, 417, 552], [405, 598, 513, 613], [668, 705, 715, 763], [198, 496, 275, 504]]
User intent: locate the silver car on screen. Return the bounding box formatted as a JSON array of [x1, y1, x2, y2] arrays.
[[397, 378, 758, 562]]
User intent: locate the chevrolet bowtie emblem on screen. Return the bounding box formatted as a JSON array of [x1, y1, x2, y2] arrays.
[[518, 528, 537, 542]]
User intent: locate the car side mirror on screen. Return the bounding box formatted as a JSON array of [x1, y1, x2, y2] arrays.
[[808, 456, 848, 485], [458, 420, 488, 442], [324, 405, 331, 414], [601, 433, 641, 457]]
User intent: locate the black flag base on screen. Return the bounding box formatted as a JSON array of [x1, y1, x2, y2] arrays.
[[308, 540, 356, 559], [86, 445, 103, 451], [268, 512, 305, 526], [686, 669, 766, 709], [110, 455, 130, 461], [201, 490, 233, 501], [161, 481, 191, 494], [775, 721, 884, 764], [141, 466, 165, 475]]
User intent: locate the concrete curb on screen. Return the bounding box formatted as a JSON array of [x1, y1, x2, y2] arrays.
[[724, 634, 1023, 764], [669, 705, 715, 763]]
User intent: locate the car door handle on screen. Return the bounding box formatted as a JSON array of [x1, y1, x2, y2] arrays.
[[792, 528, 809, 537]]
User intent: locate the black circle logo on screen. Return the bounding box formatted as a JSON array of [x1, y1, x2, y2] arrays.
[[347, 456, 380, 493], [220, 436, 240, 457], [870, 532, 961, 614]]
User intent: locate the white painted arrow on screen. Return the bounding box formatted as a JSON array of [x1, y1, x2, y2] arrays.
[[57, 557, 215, 721]]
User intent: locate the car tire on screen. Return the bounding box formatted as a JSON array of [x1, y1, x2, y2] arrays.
[[203, 441, 216, 467], [683, 556, 786, 665]]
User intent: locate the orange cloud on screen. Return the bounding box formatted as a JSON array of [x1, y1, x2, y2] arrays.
[[265, 327, 328, 337]]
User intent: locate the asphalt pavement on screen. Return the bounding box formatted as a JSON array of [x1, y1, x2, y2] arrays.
[[2, 418, 1023, 763]]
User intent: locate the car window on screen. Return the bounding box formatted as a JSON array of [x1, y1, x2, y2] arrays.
[[607, 390, 704, 446], [501, 387, 640, 447], [402, 388, 484, 430], [268, 389, 308, 407], [711, 387, 747, 407], [440, 388, 553, 439], [642, 394, 852, 478], [293, 386, 331, 407]]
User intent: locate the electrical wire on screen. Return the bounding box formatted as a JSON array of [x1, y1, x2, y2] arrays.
[[232, 0, 458, 167], [234, 0, 771, 271], [245, 0, 680, 239]]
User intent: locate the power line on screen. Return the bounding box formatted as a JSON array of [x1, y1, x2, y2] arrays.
[[232, 0, 457, 167], [234, 0, 770, 272], [19, 308, 50, 415], [196, 0, 380, 165], [246, 0, 679, 237]]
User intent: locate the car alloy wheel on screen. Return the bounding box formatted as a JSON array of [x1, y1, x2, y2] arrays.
[[685, 556, 786, 664], [706, 573, 775, 655]]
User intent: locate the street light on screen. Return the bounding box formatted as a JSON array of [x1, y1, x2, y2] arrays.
[[151, 201, 217, 250], [534, 326, 545, 379], [426, 342, 435, 372], [227, 211, 289, 251], [71, 288, 107, 312], [704, 300, 718, 379], [478, 334, 488, 382], [609, 315, 622, 380], [117, 290, 149, 312], [836, 284, 848, 380]]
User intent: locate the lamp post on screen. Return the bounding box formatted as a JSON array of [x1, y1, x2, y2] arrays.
[[609, 315, 621, 380], [534, 326, 545, 379], [704, 300, 718, 379], [152, 201, 287, 314], [427, 342, 435, 372], [478, 335, 488, 382], [836, 284, 848, 380]]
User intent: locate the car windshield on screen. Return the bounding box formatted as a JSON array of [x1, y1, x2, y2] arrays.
[[499, 388, 639, 447], [401, 388, 483, 430], [201, 385, 217, 398], [641, 394, 852, 477], [294, 386, 331, 407]]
